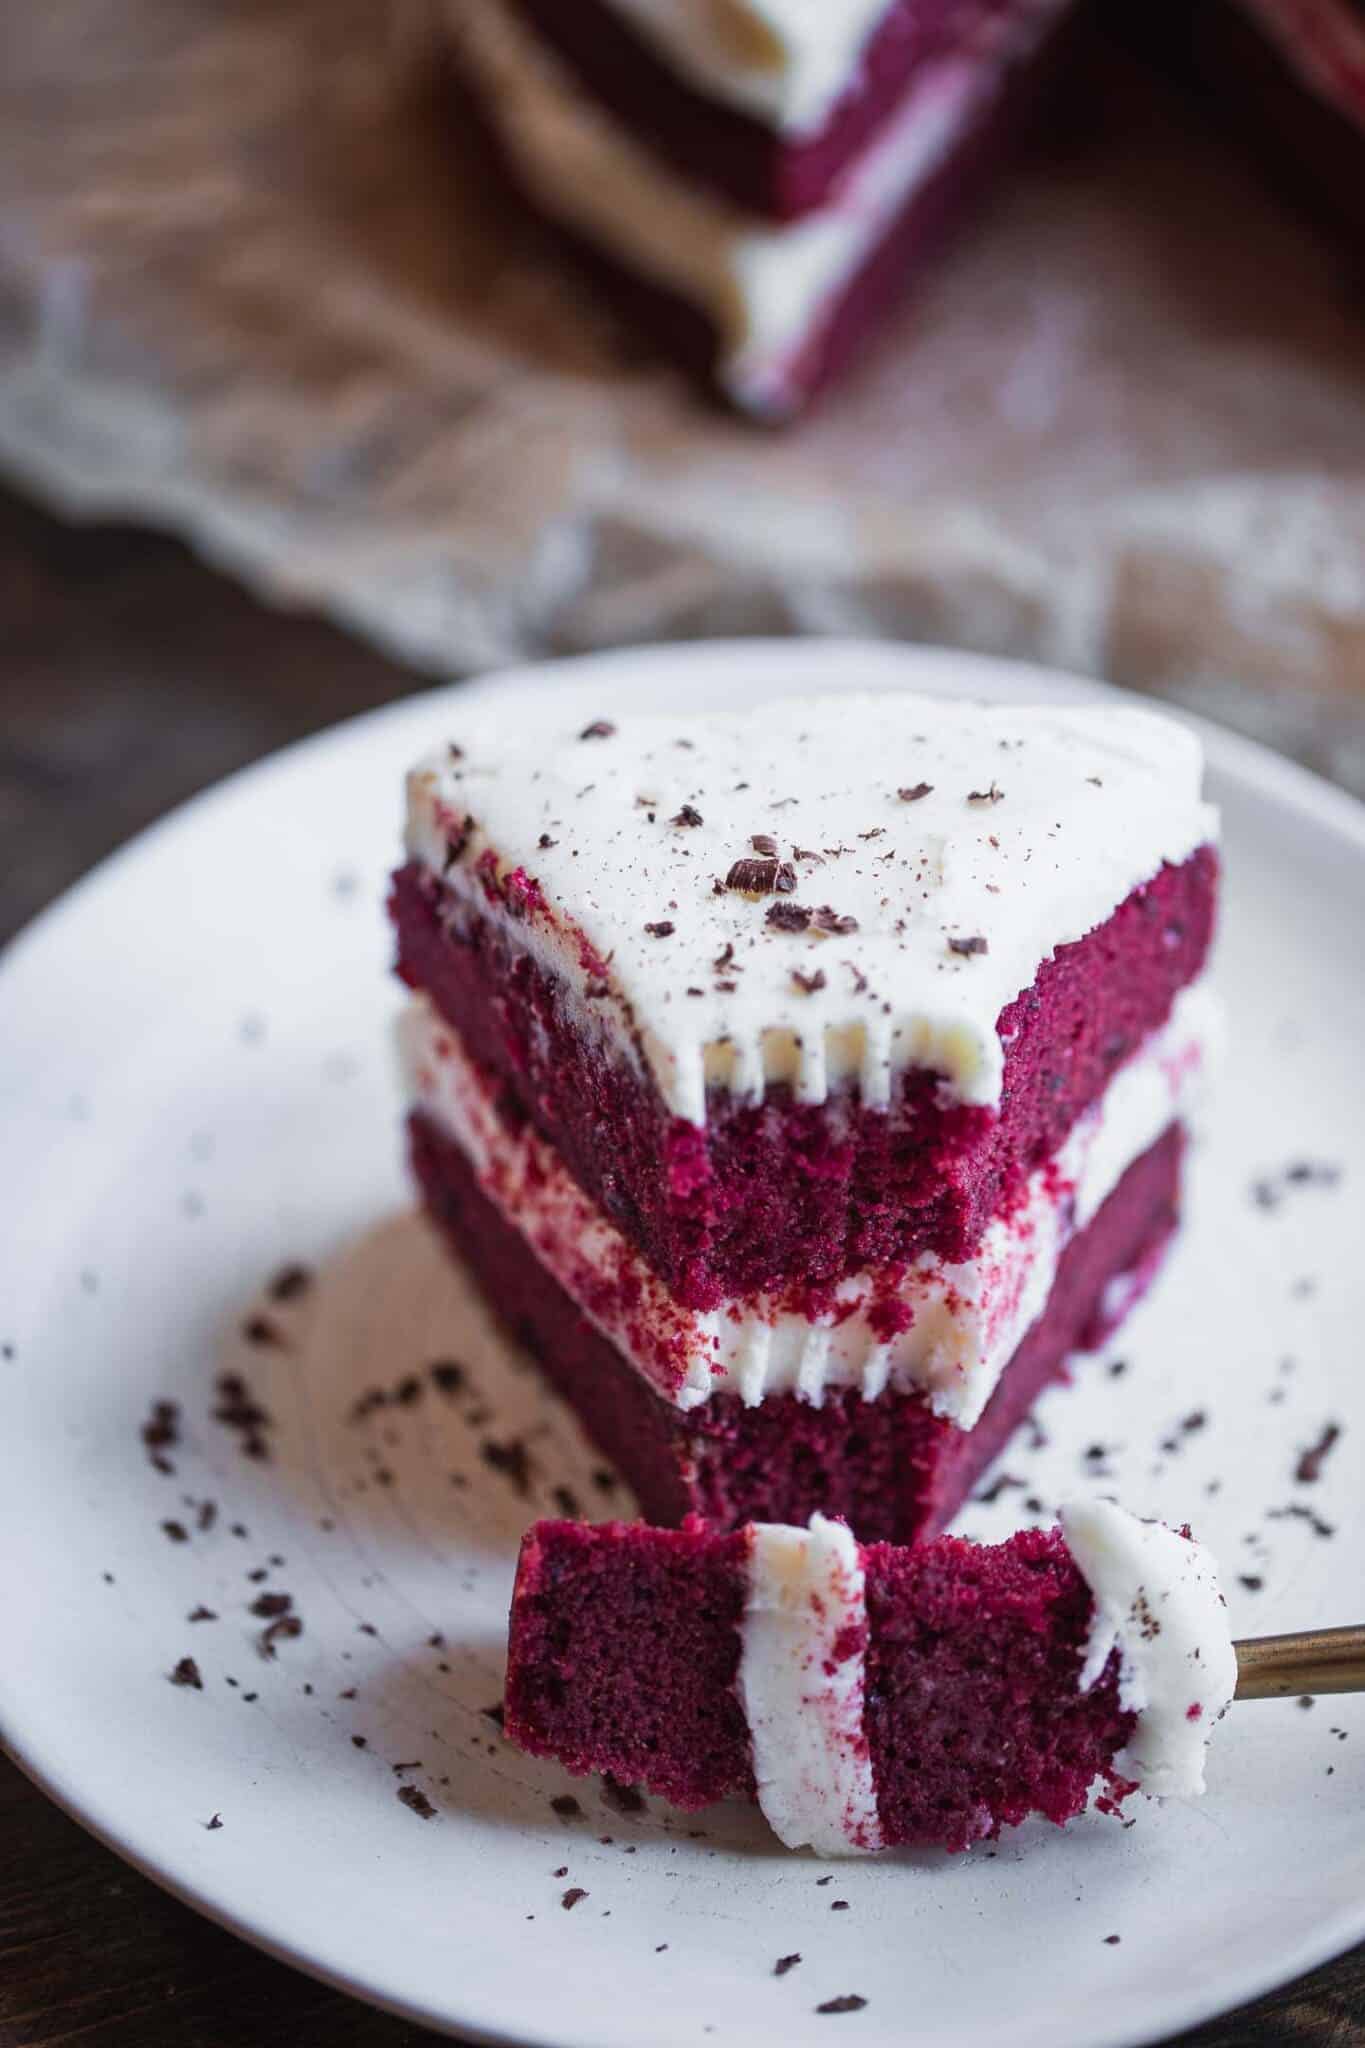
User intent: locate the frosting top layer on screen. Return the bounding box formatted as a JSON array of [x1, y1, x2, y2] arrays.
[[405, 689, 1217, 1124], [597, 0, 900, 134], [1062, 1499, 1237, 1800]]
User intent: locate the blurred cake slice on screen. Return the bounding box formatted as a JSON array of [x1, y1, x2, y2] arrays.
[[447, 0, 1078, 415]]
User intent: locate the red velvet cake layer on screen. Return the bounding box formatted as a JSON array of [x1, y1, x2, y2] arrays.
[[393, 848, 1214, 1311], [511, 0, 997, 221], [505, 1518, 1135, 1846], [411, 1109, 1183, 1545], [506, 1520, 756, 1810]]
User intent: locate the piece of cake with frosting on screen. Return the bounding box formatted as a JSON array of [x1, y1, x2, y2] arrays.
[[444, 0, 1079, 416], [391, 686, 1219, 1544], [503, 1501, 1238, 1852]]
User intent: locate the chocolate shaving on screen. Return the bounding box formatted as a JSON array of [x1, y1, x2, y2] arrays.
[[398, 1785, 437, 1820], [258, 1613, 303, 1658], [725, 856, 797, 896], [812, 907, 858, 936], [169, 1657, 203, 1690], [898, 783, 933, 802], [766, 901, 811, 933], [792, 968, 827, 994], [442, 816, 475, 871], [967, 783, 1004, 806], [816, 1996, 867, 2015], [672, 804, 703, 827], [644, 921, 675, 938], [948, 934, 989, 958], [561, 1887, 588, 1910], [1296, 1423, 1341, 1484], [578, 720, 615, 740], [750, 833, 778, 856], [774, 1955, 802, 1977], [713, 942, 738, 973], [250, 1591, 293, 1618], [268, 1263, 312, 1301], [538, 833, 557, 849]]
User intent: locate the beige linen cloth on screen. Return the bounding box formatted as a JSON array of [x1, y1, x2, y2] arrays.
[[0, 0, 1362, 788]]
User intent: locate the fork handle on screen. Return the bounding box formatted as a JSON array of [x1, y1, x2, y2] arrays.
[[1235, 1626, 1365, 1700]]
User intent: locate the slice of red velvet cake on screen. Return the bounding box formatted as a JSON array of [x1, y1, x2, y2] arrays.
[[504, 1502, 1237, 1852], [445, 0, 1080, 416], [392, 687, 1220, 1545]]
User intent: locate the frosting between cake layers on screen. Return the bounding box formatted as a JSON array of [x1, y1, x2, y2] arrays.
[[594, 0, 902, 134], [399, 976, 1216, 1424], [1061, 1499, 1237, 1800], [405, 690, 1218, 1126], [449, 0, 1067, 415], [737, 1516, 884, 1853]]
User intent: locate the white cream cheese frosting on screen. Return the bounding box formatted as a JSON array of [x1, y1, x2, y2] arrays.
[[405, 689, 1218, 1126], [597, 0, 905, 135], [448, 0, 1068, 415], [1061, 1499, 1237, 1800], [400, 978, 1216, 1421], [737, 1515, 883, 1853]]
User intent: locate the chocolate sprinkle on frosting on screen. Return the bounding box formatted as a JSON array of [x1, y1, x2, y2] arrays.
[[967, 783, 1005, 806], [750, 833, 779, 856], [774, 1955, 802, 1977], [792, 968, 827, 994], [579, 720, 616, 740], [816, 1995, 867, 2015], [644, 921, 675, 938], [561, 1887, 588, 1910], [898, 783, 933, 802], [948, 934, 989, 958], [725, 856, 798, 896], [169, 1657, 203, 1690], [766, 901, 812, 933], [672, 804, 704, 828]]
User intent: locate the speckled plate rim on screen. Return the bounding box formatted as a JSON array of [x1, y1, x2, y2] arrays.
[[1, 638, 1364, 2048]]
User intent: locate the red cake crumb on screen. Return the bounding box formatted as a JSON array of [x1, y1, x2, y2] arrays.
[[504, 1519, 1135, 1850], [391, 847, 1214, 1310]]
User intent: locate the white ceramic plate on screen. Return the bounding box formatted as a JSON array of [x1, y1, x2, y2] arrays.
[[1, 642, 1362, 2048]]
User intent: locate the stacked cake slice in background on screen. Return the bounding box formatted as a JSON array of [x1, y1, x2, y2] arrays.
[[391, 688, 1220, 1544], [446, 0, 1081, 415]]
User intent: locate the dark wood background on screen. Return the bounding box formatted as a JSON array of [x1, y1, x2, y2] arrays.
[[1, 483, 1361, 2046]]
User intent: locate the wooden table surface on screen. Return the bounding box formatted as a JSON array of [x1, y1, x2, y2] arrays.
[[1, 482, 1362, 2048]]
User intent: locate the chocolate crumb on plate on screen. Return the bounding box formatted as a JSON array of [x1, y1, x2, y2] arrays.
[[898, 783, 933, 802], [775, 1955, 802, 1977], [816, 1995, 867, 2015], [187, 1605, 218, 1623], [397, 1785, 438, 1820], [1296, 1422, 1342, 1484], [947, 934, 989, 958], [601, 1777, 646, 1815], [205, 1813, 223, 1831], [169, 1657, 203, 1690], [1104, 1934, 1121, 1946], [268, 1263, 313, 1301], [561, 1887, 588, 1910], [579, 720, 616, 740]]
